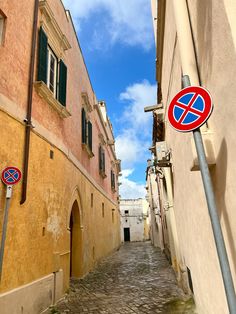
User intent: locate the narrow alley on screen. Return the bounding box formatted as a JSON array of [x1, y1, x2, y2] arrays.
[[52, 242, 196, 314]]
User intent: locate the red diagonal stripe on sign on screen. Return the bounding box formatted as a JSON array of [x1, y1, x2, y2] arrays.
[[178, 93, 199, 124], [5, 170, 18, 182], [175, 101, 202, 116]]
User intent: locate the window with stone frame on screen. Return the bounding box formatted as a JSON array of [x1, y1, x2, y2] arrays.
[[34, 1, 71, 118], [81, 107, 93, 157], [99, 145, 106, 178], [37, 26, 67, 106], [111, 169, 116, 191]]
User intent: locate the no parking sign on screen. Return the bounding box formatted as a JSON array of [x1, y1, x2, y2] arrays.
[[1, 166, 22, 186], [168, 86, 213, 132], [0, 166, 22, 280]]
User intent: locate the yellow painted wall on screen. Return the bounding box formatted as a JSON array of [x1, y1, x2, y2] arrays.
[[0, 109, 121, 294]]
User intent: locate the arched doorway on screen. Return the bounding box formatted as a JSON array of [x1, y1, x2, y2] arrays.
[[69, 200, 83, 278]]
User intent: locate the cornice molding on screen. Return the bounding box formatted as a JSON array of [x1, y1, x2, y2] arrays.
[[81, 92, 93, 112], [99, 133, 106, 145], [39, 0, 71, 59]]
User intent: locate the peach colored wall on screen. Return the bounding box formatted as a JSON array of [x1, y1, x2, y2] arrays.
[[0, 0, 33, 109], [157, 0, 236, 313]]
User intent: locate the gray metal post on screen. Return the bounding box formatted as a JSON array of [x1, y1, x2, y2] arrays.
[[182, 75, 236, 313], [0, 186, 12, 281]]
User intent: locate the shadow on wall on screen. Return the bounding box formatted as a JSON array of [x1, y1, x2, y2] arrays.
[[210, 138, 236, 277]]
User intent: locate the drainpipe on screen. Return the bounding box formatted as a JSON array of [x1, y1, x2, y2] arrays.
[[20, 0, 39, 204], [147, 164, 166, 250], [147, 165, 159, 247], [156, 174, 166, 251], [172, 0, 199, 86], [172, 0, 208, 135]]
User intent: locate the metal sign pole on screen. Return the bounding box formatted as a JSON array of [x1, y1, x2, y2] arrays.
[[182, 75, 236, 313], [0, 185, 12, 281]]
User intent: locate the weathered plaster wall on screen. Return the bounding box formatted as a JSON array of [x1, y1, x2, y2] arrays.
[[0, 0, 121, 311], [0, 0, 119, 203], [146, 170, 164, 249], [0, 112, 120, 295], [158, 0, 236, 313], [0, 0, 33, 110]]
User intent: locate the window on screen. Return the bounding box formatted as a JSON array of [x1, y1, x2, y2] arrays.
[[111, 170, 116, 191], [37, 27, 67, 107], [88, 121, 93, 152], [0, 11, 6, 45], [47, 48, 57, 96], [99, 146, 106, 178], [81, 108, 93, 156], [82, 108, 86, 144], [124, 210, 129, 215], [91, 193, 93, 208], [102, 203, 105, 218]]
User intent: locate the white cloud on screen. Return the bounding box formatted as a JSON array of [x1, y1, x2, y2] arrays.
[[120, 79, 156, 132], [119, 169, 146, 199], [121, 169, 134, 178], [115, 80, 156, 169], [115, 129, 145, 167], [116, 80, 155, 196], [62, 0, 154, 50]]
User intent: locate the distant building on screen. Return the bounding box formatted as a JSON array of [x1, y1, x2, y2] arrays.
[[120, 199, 150, 242]]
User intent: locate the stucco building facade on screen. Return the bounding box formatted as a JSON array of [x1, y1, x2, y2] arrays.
[[0, 0, 121, 313], [120, 199, 150, 243], [150, 0, 236, 313], [146, 160, 166, 253]]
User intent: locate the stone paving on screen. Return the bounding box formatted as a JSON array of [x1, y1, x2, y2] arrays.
[[52, 242, 196, 313]]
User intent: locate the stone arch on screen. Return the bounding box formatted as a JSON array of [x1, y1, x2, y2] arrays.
[[68, 186, 83, 229], [68, 187, 84, 278]]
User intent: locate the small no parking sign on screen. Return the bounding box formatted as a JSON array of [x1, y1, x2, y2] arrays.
[[1, 166, 22, 186], [0, 166, 22, 280]]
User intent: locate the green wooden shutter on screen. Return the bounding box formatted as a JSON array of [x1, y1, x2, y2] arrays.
[[58, 60, 67, 106], [111, 171, 115, 189], [102, 149, 105, 173], [88, 121, 92, 151], [113, 172, 115, 189], [38, 27, 48, 84], [99, 146, 102, 171], [111, 170, 113, 188], [82, 108, 87, 144]]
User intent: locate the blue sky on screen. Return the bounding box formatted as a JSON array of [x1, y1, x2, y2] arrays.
[[62, 0, 157, 198]]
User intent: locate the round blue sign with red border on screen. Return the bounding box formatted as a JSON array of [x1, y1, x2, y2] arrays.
[[1, 167, 22, 186], [168, 86, 213, 132]]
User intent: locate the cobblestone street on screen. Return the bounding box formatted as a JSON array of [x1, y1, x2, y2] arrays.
[[53, 242, 196, 313]]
